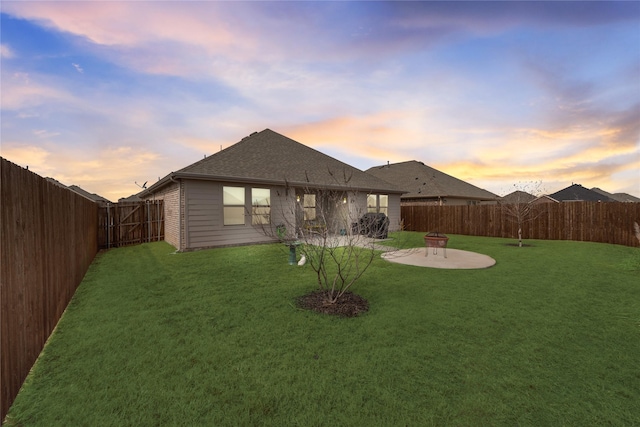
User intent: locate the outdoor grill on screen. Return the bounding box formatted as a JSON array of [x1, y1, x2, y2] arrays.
[[352, 213, 390, 239]]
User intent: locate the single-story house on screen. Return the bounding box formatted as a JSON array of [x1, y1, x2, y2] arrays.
[[45, 178, 112, 206], [591, 187, 640, 203], [118, 194, 144, 203], [500, 191, 559, 205], [530, 194, 560, 205], [67, 185, 112, 207], [500, 190, 537, 204], [138, 129, 404, 251], [365, 160, 499, 206], [547, 184, 615, 202]]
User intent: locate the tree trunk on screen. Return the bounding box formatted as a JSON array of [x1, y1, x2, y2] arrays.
[[518, 227, 522, 247]]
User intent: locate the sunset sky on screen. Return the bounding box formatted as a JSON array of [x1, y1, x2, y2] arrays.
[[2, 1, 639, 201]]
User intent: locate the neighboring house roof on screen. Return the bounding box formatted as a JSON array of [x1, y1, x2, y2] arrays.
[[46, 178, 112, 204], [119, 194, 144, 203], [548, 184, 614, 202], [500, 191, 537, 204], [591, 187, 640, 203], [365, 160, 498, 201], [531, 194, 560, 204], [141, 129, 403, 195], [45, 177, 69, 189], [67, 185, 112, 205]]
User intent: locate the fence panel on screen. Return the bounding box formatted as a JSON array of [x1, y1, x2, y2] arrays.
[[1, 158, 98, 420], [98, 201, 164, 249], [401, 202, 640, 247]]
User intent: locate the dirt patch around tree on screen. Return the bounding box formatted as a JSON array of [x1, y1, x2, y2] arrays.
[[296, 291, 369, 318]]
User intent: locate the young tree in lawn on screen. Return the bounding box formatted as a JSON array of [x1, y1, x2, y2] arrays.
[[254, 171, 394, 308], [501, 181, 546, 247]]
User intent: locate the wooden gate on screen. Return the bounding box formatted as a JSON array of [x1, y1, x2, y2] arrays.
[[98, 201, 164, 248]]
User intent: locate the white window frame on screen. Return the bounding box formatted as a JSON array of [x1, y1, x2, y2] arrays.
[[251, 188, 271, 225], [303, 194, 316, 221], [223, 186, 245, 226], [367, 194, 388, 215]]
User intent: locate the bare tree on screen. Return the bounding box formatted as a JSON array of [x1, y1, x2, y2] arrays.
[[501, 181, 546, 247], [254, 175, 397, 306]]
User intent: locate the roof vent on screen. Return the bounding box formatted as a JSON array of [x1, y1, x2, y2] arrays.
[[250, 131, 258, 136]]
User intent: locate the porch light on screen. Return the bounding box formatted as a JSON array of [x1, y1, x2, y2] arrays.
[[342, 197, 347, 204], [296, 195, 301, 202]]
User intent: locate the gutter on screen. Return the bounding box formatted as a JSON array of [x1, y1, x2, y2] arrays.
[[141, 171, 405, 195]]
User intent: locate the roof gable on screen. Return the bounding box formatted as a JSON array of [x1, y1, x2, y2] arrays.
[[365, 160, 497, 200], [147, 129, 402, 193], [501, 191, 537, 204], [549, 184, 614, 202]]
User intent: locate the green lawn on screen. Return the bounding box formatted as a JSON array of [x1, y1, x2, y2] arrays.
[[5, 234, 640, 426]]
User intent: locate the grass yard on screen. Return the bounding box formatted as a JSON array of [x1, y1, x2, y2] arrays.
[[5, 233, 640, 426]]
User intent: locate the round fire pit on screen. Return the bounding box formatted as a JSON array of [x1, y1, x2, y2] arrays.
[[424, 232, 449, 257]]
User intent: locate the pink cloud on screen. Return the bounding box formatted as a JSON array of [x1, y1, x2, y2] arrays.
[[0, 44, 14, 58], [3, 3, 257, 58], [0, 72, 74, 110], [282, 112, 426, 163]]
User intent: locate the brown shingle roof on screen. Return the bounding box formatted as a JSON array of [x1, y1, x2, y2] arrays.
[[67, 185, 112, 204], [501, 190, 537, 204], [591, 187, 640, 203], [365, 160, 498, 201], [145, 129, 402, 194]]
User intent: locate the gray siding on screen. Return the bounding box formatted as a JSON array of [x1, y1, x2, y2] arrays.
[[349, 192, 368, 228], [175, 180, 403, 250], [268, 186, 296, 232], [387, 193, 401, 232], [349, 192, 402, 233], [184, 180, 279, 250]]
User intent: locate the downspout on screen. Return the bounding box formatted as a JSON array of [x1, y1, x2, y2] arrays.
[[150, 191, 160, 242], [157, 197, 161, 242]]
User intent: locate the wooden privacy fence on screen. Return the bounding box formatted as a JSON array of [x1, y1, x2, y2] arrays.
[[401, 202, 640, 247], [1, 158, 99, 420], [98, 201, 164, 249]]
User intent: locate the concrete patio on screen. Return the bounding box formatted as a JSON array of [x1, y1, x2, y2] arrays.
[[304, 234, 496, 269], [381, 247, 496, 269]]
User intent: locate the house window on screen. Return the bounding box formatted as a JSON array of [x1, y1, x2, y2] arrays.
[[379, 195, 388, 215], [367, 194, 377, 213], [368, 194, 388, 215], [303, 194, 316, 220], [223, 186, 245, 225], [252, 188, 270, 225]]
